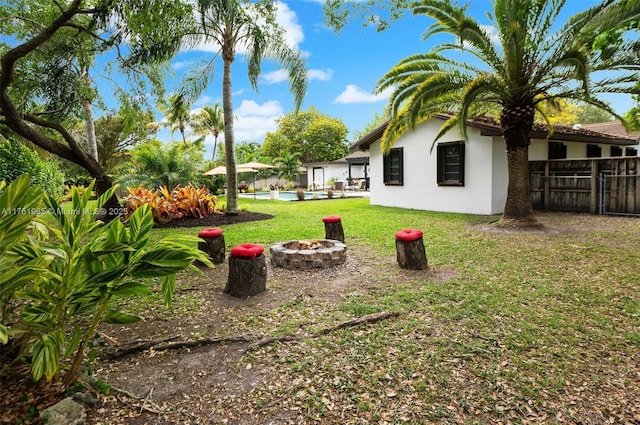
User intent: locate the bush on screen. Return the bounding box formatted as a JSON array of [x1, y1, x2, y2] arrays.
[[0, 139, 65, 198], [0, 177, 212, 386], [124, 184, 220, 223]]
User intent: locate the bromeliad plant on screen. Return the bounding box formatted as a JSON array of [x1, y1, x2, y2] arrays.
[[1, 177, 212, 387], [124, 184, 220, 223]]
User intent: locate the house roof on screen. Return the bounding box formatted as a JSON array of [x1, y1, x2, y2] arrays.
[[302, 151, 369, 167], [349, 114, 638, 151], [581, 122, 640, 140]]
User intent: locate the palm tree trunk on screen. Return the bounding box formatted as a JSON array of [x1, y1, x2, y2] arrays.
[[222, 55, 238, 215], [212, 135, 218, 162], [503, 146, 536, 224]]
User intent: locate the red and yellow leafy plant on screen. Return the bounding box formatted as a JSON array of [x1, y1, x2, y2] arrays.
[[124, 184, 220, 223]]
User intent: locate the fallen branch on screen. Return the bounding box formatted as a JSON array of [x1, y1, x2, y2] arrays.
[[245, 311, 400, 353], [100, 312, 400, 360]]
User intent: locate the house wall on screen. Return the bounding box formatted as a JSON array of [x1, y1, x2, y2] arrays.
[[369, 119, 507, 215], [528, 139, 632, 160]]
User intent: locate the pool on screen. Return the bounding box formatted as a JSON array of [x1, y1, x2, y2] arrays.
[[240, 191, 328, 200]]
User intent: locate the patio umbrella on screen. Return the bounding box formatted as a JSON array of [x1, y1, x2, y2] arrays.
[[203, 165, 227, 176], [236, 161, 276, 199]]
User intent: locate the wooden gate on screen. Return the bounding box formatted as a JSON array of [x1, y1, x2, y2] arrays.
[[529, 158, 640, 215]]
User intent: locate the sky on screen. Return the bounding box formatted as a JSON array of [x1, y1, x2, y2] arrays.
[[120, 0, 636, 159]]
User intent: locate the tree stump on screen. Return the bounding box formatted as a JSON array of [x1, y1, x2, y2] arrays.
[[395, 229, 428, 270], [322, 215, 344, 242], [225, 244, 267, 298], [197, 228, 226, 264]]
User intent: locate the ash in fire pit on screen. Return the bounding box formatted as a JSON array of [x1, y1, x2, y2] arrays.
[[270, 239, 347, 269]]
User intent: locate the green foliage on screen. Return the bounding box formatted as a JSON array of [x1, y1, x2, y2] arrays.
[[0, 177, 211, 385], [262, 107, 349, 163], [117, 140, 206, 189], [0, 139, 65, 199], [273, 151, 302, 183], [124, 184, 220, 223], [95, 107, 156, 173]]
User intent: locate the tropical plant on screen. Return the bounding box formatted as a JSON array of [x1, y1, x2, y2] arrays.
[[156, 94, 194, 145], [124, 184, 220, 223], [117, 140, 206, 189], [273, 151, 302, 184], [0, 178, 211, 387], [180, 0, 308, 215], [191, 104, 225, 162], [375, 0, 640, 226], [0, 175, 50, 347]]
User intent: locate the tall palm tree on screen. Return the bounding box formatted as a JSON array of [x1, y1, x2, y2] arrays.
[[376, 0, 639, 227], [181, 0, 307, 215], [191, 103, 225, 162]]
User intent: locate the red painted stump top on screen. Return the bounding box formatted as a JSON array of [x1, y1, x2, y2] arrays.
[[322, 215, 341, 223], [395, 229, 424, 242], [230, 243, 264, 259], [198, 228, 223, 238]]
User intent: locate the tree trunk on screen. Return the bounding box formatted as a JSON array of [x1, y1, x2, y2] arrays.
[[82, 98, 98, 162], [500, 105, 538, 227], [222, 52, 238, 215]]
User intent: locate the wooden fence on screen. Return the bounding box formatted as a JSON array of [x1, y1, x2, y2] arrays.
[[529, 157, 640, 215]]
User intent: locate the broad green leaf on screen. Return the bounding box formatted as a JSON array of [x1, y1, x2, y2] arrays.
[[0, 324, 8, 344], [104, 311, 142, 324], [161, 274, 176, 307], [111, 281, 151, 297], [63, 325, 82, 358], [31, 332, 63, 381]]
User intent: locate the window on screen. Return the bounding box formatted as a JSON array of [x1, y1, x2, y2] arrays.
[[548, 142, 567, 160], [437, 142, 465, 186], [586, 144, 601, 158], [610, 146, 623, 157], [626, 147, 637, 156], [383, 147, 403, 185]]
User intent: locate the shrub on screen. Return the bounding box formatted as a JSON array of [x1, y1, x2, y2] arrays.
[[0, 177, 212, 386], [124, 184, 220, 223], [0, 139, 65, 198]]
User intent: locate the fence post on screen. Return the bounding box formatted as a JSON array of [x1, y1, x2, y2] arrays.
[[544, 161, 550, 210], [590, 160, 598, 214]]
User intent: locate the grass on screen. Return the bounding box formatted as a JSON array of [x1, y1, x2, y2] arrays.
[[130, 198, 640, 422]]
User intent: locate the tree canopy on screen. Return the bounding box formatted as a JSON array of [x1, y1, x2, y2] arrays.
[[262, 107, 349, 164], [0, 0, 193, 216]]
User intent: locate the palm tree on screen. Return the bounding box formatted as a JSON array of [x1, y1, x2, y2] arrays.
[[274, 151, 302, 184], [376, 0, 639, 227], [181, 0, 307, 215], [192, 103, 225, 162], [157, 94, 193, 145]]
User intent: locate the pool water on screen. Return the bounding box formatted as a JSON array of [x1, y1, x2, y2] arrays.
[[242, 191, 327, 200]]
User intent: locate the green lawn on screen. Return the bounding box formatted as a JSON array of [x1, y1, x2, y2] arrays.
[[129, 198, 640, 423]]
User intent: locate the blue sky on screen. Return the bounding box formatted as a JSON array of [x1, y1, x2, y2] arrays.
[[140, 0, 635, 157]]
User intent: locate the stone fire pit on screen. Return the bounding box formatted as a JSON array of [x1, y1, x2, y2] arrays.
[[270, 239, 347, 269]]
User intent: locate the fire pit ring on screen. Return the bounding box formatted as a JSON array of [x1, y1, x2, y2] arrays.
[[270, 239, 347, 269]]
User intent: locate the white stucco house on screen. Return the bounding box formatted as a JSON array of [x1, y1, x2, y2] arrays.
[[303, 151, 369, 190], [349, 114, 638, 215]]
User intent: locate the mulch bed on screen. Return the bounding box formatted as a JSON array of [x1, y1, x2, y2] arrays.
[[152, 211, 274, 228]]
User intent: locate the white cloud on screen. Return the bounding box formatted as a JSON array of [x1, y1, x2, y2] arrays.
[[308, 68, 333, 81], [276, 2, 304, 48], [171, 60, 193, 70], [334, 84, 392, 104], [234, 100, 283, 142]]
